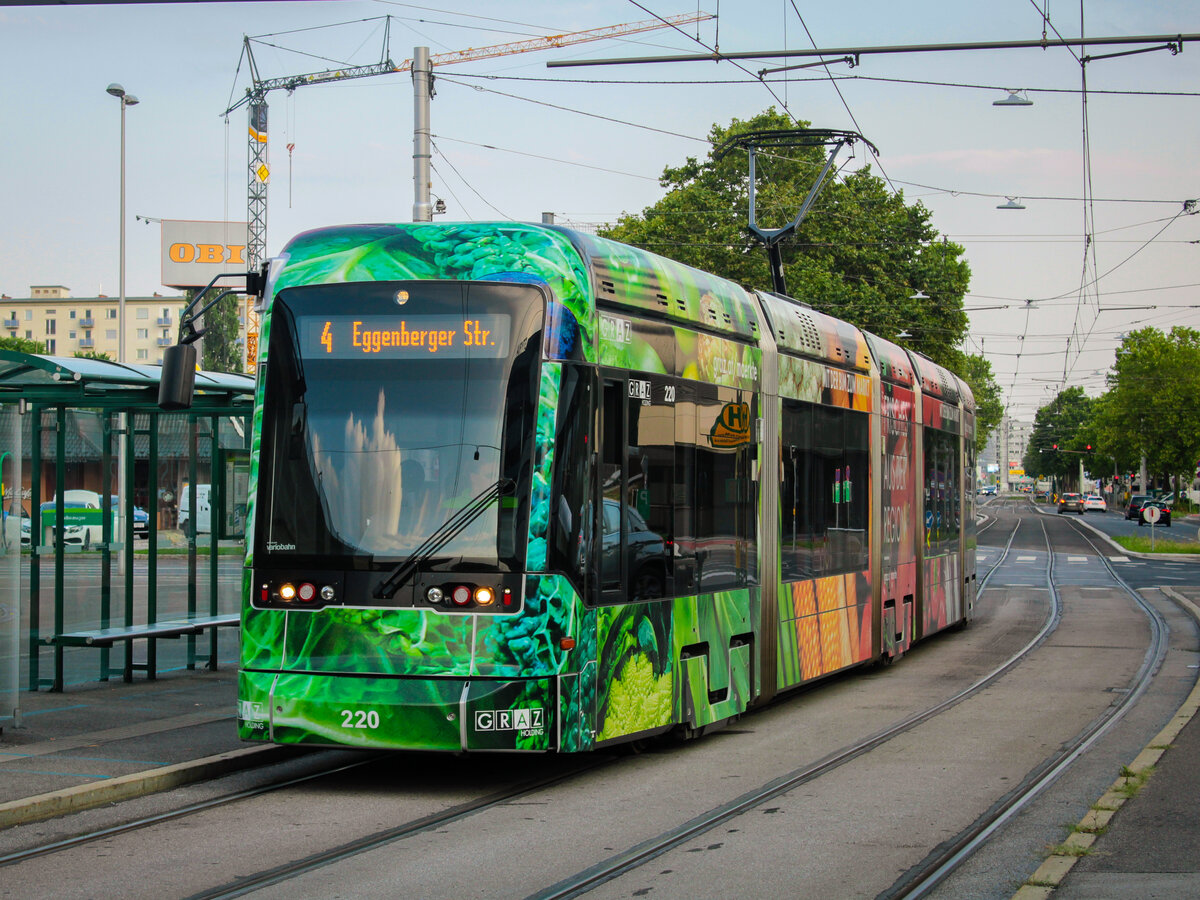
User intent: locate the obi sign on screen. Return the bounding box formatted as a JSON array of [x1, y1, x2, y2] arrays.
[[161, 219, 250, 288]]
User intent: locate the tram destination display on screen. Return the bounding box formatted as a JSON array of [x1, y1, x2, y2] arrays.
[[300, 314, 510, 359]]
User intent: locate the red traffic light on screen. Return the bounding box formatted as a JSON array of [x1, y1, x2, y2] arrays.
[[1052, 444, 1058, 450]]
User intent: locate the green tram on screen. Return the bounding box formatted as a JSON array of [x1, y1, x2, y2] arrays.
[[236, 223, 976, 752]]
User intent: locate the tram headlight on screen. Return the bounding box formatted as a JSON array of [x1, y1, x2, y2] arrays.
[[426, 586, 444, 604], [474, 586, 495, 606], [279, 583, 297, 602], [320, 585, 336, 602]]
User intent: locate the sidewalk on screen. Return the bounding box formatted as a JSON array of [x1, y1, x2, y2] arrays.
[[0, 668, 286, 828], [1015, 584, 1200, 899]]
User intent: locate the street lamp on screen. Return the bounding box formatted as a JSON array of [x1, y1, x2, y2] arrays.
[[106, 83, 137, 572], [106, 83, 138, 363]]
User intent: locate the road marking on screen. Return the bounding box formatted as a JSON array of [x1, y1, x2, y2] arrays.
[[1017, 556, 1037, 562], [1068, 556, 1089, 563], [1109, 556, 1130, 562]]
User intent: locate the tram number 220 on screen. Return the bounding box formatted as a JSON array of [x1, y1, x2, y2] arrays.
[[340, 709, 380, 729]]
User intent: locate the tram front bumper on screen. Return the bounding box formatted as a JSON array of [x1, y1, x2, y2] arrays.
[[238, 669, 558, 752]]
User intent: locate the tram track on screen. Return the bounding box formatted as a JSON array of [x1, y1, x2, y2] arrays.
[[525, 515, 1055, 900], [1, 506, 1172, 900], [885, 511, 1170, 898]]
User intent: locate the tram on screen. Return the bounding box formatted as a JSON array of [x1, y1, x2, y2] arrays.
[[234, 222, 976, 752]]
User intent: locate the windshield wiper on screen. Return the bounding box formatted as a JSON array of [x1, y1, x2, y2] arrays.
[[374, 478, 516, 600]]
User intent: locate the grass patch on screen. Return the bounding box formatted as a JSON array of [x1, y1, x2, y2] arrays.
[[1112, 535, 1200, 554], [1048, 842, 1094, 857], [1114, 765, 1156, 798]]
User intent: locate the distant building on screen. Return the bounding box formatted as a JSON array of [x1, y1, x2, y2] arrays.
[[1, 285, 191, 364]]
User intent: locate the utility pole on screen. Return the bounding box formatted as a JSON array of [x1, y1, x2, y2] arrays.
[[412, 47, 433, 223]]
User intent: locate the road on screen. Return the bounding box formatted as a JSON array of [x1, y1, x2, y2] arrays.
[[0, 502, 1196, 898]]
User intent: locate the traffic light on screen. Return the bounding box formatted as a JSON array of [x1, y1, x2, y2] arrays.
[[1052, 444, 1058, 450]]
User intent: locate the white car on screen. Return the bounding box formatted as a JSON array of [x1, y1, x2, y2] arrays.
[[1083, 494, 1107, 512]]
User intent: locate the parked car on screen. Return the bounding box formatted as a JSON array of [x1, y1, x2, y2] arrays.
[[178, 483, 212, 534], [1057, 492, 1085, 514], [39, 497, 95, 549], [1083, 494, 1107, 512], [106, 495, 149, 539], [1139, 499, 1172, 527], [1125, 495, 1153, 521]]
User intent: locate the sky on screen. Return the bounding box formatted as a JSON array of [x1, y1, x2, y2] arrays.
[[1, 0, 1197, 420]]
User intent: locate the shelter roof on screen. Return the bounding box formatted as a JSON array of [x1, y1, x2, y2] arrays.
[[0, 351, 253, 409]]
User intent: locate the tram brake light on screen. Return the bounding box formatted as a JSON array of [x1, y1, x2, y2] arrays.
[[297, 582, 316, 602], [451, 585, 472, 606]]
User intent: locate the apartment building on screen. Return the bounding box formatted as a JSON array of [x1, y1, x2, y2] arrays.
[[2, 285, 187, 364]]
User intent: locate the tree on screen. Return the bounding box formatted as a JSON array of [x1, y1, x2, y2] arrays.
[[74, 350, 114, 361], [0, 335, 46, 354], [599, 108, 1001, 449], [1099, 326, 1200, 492], [184, 286, 243, 372], [1023, 387, 1096, 491], [601, 108, 972, 366], [956, 353, 1003, 454]]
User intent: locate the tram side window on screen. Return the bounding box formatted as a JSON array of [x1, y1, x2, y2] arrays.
[[690, 383, 758, 592], [593, 374, 756, 604], [780, 398, 869, 579], [780, 400, 815, 579], [923, 427, 960, 550]]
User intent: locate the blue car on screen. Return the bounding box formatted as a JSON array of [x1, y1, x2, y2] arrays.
[[107, 495, 149, 539]]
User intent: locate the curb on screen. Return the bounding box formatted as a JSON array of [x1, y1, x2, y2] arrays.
[[1028, 501, 1199, 562], [0, 744, 295, 830], [1012, 586, 1200, 898]]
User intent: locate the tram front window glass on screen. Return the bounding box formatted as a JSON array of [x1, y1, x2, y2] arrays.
[[548, 364, 592, 594], [256, 281, 542, 571]]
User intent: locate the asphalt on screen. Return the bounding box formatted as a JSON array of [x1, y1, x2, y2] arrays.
[[0, 533, 1197, 900]]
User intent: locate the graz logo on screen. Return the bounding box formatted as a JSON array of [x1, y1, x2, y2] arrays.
[[475, 707, 544, 734]]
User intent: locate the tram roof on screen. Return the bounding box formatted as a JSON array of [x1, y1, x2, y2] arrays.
[[0, 350, 254, 409]]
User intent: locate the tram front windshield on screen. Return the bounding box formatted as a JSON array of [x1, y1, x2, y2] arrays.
[[256, 281, 542, 572]]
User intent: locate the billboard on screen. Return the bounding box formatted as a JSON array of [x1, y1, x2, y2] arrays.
[[161, 219, 249, 288]]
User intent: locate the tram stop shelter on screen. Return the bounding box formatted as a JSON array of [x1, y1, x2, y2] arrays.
[[0, 350, 254, 721]]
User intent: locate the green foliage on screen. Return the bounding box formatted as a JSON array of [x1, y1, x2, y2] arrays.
[[185, 286, 243, 373], [0, 335, 46, 354], [956, 353, 1003, 453], [1098, 327, 1200, 490], [73, 350, 113, 361], [599, 108, 973, 368], [1023, 387, 1096, 489]]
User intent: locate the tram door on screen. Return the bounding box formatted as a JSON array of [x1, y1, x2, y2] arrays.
[[597, 374, 675, 604]]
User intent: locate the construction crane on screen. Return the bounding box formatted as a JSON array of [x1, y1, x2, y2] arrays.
[[223, 12, 711, 372]]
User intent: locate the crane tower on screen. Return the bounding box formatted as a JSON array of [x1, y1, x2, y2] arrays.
[[225, 13, 711, 372]]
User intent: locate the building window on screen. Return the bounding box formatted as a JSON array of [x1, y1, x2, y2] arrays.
[[136, 308, 149, 319], [69, 310, 76, 319], [25, 310, 32, 320], [136, 348, 148, 360], [46, 320, 56, 335], [106, 309, 117, 319], [69, 331, 76, 339], [46, 339, 56, 354], [136, 328, 149, 339], [106, 329, 117, 340], [25, 330, 32, 339]]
